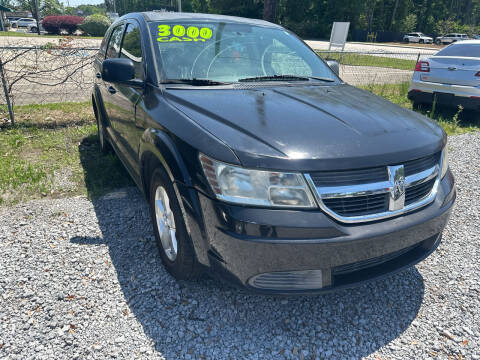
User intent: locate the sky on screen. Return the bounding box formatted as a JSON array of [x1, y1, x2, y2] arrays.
[[60, 0, 104, 7]]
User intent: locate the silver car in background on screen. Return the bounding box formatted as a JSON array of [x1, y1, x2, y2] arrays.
[[408, 40, 480, 110], [435, 33, 469, 45]]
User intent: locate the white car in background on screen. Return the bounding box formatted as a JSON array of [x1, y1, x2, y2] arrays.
[[14, 18, 37, 28], [408, 40, 480, 110], [27, 22, 41, 33], [435, 33, 469, 45], [403, 32, 433, 44]]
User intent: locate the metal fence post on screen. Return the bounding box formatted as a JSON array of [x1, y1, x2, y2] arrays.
[[0, 58, 14, 126]]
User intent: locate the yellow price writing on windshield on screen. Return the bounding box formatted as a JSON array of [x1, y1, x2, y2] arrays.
[[157, 25, 213, 42]]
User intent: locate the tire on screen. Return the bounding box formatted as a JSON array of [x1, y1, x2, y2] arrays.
[[149, 167, 200, 280], [93, 100, 112, 154], [435, 40, 441, 45], [419, 39, 424, 44], [30, 27, 37, 33]]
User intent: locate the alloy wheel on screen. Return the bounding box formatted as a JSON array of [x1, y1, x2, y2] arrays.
[[154, 186, 178, 261]]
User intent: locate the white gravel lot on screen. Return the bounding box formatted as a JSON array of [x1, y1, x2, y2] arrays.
[[0, 132, 479, 360]]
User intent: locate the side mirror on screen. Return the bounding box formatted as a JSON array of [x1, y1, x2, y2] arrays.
[[326, 60, 340, 76], [101, 58, 143, 88]]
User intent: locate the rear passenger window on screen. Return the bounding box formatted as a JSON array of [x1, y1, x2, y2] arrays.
[[106, 24, 125, 59], [120, 22, 144, 80]]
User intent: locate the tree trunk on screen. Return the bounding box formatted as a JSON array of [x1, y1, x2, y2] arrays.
[[263, 0, 277, 23], [390, 0, 399, 30]]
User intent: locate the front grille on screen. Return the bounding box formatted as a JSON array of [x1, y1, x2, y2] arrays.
[[323, 194, 388, 217], [405, 177, 436, 205], [308, 152, 441, 222], [248, 270, 323, 291], [310, 167, 388, 186], [404, 153, 441, 176]]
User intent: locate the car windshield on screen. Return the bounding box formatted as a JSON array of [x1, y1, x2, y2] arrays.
[[436, 44, 480, 57], [148, 21, 338, 83]]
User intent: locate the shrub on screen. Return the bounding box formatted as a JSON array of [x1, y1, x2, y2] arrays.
[[79, 14, 111, 37], [42, 16, 84, 35]]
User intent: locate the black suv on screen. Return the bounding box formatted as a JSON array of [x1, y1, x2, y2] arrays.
[[92, 12, 455, 294]]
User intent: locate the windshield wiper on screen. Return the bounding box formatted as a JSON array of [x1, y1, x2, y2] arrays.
[[238, 75, 335, 83], [161, 78, 229, 86]]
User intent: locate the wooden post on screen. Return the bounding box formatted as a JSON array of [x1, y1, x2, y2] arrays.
[[33, 0, 41, 35], [0, 58, 14, 126]]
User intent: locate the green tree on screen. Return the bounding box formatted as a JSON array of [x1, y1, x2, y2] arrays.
[[400, 13, 417, 32], [14, 0, 63, 18]]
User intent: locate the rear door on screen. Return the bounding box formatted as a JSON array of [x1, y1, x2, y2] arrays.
[[101, 23, 125, 145], [112, 20, 145, 176]]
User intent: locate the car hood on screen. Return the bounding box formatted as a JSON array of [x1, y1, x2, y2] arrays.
[[165, 84, 445, 171]]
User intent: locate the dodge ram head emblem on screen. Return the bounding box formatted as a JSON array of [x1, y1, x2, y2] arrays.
[[393, 177, 406, 199], [388, 165, 406, 211]]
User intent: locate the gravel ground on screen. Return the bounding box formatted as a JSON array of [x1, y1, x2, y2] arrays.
[[1, 132, 479, 360]]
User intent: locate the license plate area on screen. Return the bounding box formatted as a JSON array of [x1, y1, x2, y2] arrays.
[[434, 92, 455, 104]]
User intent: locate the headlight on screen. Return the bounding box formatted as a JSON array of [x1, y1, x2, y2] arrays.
[[440, 147, 448, 179], [199, 154, 317, 208]]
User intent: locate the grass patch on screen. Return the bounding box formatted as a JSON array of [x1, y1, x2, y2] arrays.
[[0, 31, 103, 39], [318, 52, 416, 71], [361, 82, 479, 135], [0, 101, 133, 206]]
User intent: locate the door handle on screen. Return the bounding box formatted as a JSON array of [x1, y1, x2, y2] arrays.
[[96, 72, 101, 79], [108, 86, 116, 94]]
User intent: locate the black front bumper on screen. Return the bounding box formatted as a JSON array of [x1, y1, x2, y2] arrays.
[[181, 170, 455, 294], [408, 90, 480, 110]]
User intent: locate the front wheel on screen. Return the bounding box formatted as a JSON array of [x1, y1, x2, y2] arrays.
[[30, 27, 38, 33], [149, 167, 200, 280], [419, 39, 424, 44]]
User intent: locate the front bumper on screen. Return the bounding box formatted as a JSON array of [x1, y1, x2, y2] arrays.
[[184, 170, 455, 294]]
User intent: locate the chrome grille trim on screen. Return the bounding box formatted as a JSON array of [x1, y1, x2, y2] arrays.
[[305, 153, 442, 223]]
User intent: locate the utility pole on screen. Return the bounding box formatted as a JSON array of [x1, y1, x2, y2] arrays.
[[33, 0, 41, 35], [178, 0, 182, 12]]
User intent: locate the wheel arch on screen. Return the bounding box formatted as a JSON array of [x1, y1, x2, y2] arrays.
[[139, 128, 193, 200], [92, 84, 108, 124], [140, 128, 210, 266]]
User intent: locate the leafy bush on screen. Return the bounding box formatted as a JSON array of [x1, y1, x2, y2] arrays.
[[42, 16, 84, 35], [79, 14, 111, 37]]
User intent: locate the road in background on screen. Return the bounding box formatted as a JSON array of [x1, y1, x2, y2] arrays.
[[305, 40, 439, 57]]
